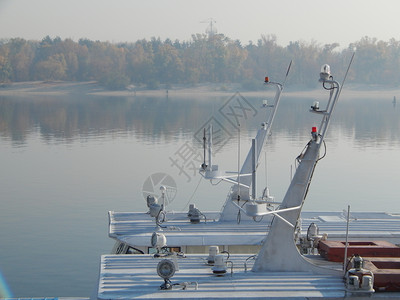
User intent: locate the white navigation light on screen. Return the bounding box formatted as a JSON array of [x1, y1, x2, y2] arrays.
[[321, 64, 330, 75], [311, 101, 319, 111], [320, 64, 331, 81]]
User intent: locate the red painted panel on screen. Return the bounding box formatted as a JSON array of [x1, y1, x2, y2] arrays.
[[318, 240, 400, 262], [364, 258, 400, 292]]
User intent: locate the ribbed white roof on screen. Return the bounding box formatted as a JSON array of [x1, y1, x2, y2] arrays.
[[108, 211, 400, 247], [97, 254, 348, 299]]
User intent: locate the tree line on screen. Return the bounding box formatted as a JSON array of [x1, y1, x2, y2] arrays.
[[0, 34, 399, 90]]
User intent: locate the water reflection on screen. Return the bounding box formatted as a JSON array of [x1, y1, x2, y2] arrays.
[[0, 94, 399, 148]]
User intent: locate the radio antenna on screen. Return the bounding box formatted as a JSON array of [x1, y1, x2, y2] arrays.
[[338, 51, 355, 98], [282, 60, 293, 87]]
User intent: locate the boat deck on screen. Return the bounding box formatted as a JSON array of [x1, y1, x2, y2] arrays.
[[109, 211, 400, 247], [97, 254, 346, 299], [96, 254, 400, 299], [302, 211, 400, 241]]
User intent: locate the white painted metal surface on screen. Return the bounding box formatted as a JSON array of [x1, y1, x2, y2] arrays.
[[254, 72, 341, 273], [96, 254, 348, 299], [109, 210, 400, 249]]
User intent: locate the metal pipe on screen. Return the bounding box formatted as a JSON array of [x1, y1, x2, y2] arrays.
[[202, 128, 206, 170], [251, 139, 257, 200], [208, 124, 213, 169], [343, 205, 351, 271]]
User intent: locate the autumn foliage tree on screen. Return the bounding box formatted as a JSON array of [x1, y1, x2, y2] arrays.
[[1, 34, 400, 89]]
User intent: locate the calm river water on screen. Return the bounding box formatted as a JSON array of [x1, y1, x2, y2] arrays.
[[0, 88, 399, 297]]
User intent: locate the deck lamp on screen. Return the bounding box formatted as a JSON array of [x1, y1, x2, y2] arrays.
[[157, 259, 176, 290]]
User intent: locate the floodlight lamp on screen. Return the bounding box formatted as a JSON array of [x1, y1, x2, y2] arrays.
[[146, 195, 158, 208], [157, 259, 176, 280], [151, 232, 167, 248]]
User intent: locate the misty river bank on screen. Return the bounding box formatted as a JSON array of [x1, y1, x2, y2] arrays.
[[1, 80, 400, 100]]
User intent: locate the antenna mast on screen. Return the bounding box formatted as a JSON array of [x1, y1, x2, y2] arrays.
[[201, 18, 217, 38]]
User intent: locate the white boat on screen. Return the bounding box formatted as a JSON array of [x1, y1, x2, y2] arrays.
[[92, 62, 400, 299], [107, 62, 400, 257], [108, 62, 290, 256], [109, 210, 400, 255]]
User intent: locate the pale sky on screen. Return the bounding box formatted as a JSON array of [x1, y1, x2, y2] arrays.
[[0, 0, 399, 48]]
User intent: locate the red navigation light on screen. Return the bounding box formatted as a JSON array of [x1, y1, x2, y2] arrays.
[[312, 127, 317, 133], [264, 76, 269, 83]]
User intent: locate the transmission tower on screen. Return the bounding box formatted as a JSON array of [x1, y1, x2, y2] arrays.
[[201, 18, 217, 37]]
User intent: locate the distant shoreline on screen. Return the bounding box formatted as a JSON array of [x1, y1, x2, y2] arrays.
[[0, 81, 399, 99]]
